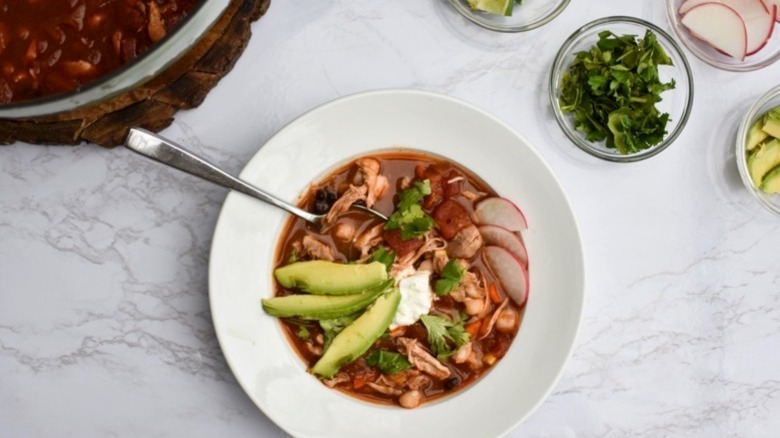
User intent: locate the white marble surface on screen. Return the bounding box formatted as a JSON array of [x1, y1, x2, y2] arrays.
[[1, 0, 779, 436]]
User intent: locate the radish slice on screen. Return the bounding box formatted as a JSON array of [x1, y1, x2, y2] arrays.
[[474, 197, 528, 232], [764, 0, 780, 22], [484, 246, 529, 306], [478, 225, 528, 267], [681, 0, 774, 56], [681, 3, 748, 60]]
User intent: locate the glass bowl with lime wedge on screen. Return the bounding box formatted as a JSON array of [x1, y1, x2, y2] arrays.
[[447, 0, 570, 32]]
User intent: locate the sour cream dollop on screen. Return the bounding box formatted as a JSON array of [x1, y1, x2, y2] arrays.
[[390, 270, 433, 329]]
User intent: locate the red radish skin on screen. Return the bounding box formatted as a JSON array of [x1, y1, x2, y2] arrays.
[[478, 225, 528, 267], [681, 3, 749, 60], [764, 0, 780, 21], [474, 197, 528, 232], [484, 246, 529, 306]]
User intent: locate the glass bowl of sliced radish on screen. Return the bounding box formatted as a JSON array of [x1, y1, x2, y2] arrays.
[[549, 16, 695, 162], [736, 85, 780, 217], [447, 0, 570, 32], [667, 0, 780, 71]]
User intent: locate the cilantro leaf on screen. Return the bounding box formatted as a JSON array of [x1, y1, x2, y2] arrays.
[[369, 246, 396, 273], [384, 180, 435, 240], [296, 325, 310, 339], [420, 314, 471, 357], [366, 349, 412, 374], [434, 260, 466, 296], [559, 29, 675, 154]]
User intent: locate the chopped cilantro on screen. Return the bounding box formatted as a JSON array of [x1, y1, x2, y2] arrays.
[[296, 325, 310, 339], [369, 246, 395, 273], [320, 314, 358, 351], [558, 30, 676, 154], [384, 179, 436, 240], [420, 314, 470, 357], [366, 349, 412, 374], [435, 260, 466, 295]]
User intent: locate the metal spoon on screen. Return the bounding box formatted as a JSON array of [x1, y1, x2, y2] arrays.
[[123, 128, 388, 225]]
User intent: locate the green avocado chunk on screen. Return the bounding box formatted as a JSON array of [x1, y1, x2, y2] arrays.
[[747, 117, 769, 151], [747, 139, 780, 186], [763, 108, 780, 139], [274, 261, 388, 295], [760, 166, 780, 194], [311, 289, 401, 378], [261, 280, 390, 319]]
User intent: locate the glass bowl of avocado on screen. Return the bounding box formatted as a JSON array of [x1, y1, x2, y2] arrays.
[[737, 85, 780, 217], [447, 0, 569, 32], [549, 16, 695, 162]]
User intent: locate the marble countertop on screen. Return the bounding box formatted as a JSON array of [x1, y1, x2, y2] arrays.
[[2, 0, 780, 436]]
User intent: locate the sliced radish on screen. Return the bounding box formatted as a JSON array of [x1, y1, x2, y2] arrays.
[[681, 3, 749, 60], [478, 225, 528, 267], [474, 197, 528, 232], [484, 246, 529, 306], [681, 0, 774, 56], [762, 0, 780, 22]]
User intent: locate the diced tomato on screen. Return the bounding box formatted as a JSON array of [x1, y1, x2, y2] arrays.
[[465, 320, 481, 338], [432, 199, 472, 239], [383, 229, 424, 257]]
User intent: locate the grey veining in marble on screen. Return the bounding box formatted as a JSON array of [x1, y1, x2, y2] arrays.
[[2, 0, 780, 437]]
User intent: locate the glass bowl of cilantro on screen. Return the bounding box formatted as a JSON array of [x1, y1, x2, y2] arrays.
[[447, 0, 570, 33], [666, 0, 780, 72], [549, 16, 694, 162]]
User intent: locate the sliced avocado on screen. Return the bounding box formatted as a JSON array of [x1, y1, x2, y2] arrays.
[[261, 280, 390, 319], [747, 117, 770, 151], [311, 289, 401, 378], [747, 139, 780, 186], [760, 166, 780, 194], [274, 261, 388, 295], [763, 117, 780, 140]]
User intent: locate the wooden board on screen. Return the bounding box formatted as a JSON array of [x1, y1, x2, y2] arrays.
[[0, 0, 271, 147]]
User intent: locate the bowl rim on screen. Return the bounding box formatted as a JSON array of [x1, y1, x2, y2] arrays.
[[735, 84, 780, 217], [665, 0, 780, 73], [548, 15, 695, 163], [0, 0, 230, 119], [446, 0, 571, 33]]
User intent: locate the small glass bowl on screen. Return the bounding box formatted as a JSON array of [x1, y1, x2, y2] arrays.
[[667, 0, 780, 72], [447, 0, 569, 33], [736, 85, 780, 218], [549, 16, 694, 162]]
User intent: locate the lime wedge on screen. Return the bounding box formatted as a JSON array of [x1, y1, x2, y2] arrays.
[[468, 0, 514, 16]]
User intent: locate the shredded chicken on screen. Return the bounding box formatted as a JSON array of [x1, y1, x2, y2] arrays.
[[432, 250, 449, 274], [452, 342, 473, 364], [495, 306, 520, 333], [301, 235, 335, 261], [446, 224, 483, 259], [355, 223, 384, 259], [356, 158, 389, 207], [303, 341, 322, 356], [325, 184, 367, 225], [479, 299, 509, 340], [322, 374, 349, 388], [398, 176, 412, 191], [367, 382, 403, 396], [397, 338, 451, 380], [390, 235, 447, 277]]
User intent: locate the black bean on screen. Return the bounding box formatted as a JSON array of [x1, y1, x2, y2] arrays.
[[313, 188, 337, 215], [443, 376, 460, 390]]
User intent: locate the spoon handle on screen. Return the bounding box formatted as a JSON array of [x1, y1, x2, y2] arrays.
[[124, 128, 320, 224]]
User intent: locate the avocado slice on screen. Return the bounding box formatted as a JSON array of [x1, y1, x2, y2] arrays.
[[763, 117, 780, 140], [760, 166, 780, 194], [311, 289, 401, 378], [274, 261, 388, 295], [747, 139, 780, 186], [261, 280, 390, 319], [747, 117, 770, 151]]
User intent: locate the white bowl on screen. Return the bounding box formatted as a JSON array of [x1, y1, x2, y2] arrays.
[[209, 89, 585, 437]]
